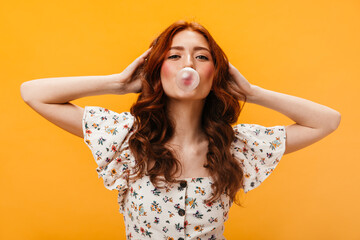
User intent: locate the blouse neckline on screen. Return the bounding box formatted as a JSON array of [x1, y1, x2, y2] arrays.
[[175, 176, 213, 181]]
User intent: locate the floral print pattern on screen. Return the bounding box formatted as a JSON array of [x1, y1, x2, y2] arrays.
[[82, 106, 287, 240]]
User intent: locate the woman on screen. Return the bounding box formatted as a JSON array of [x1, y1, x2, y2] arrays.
[[20, 20, 341, 240]]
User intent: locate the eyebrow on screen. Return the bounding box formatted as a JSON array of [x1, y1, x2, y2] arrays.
[[169, 46, 210, 53]]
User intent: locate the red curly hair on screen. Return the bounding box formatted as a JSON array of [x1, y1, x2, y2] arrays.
[[124, 20, 247, 204]]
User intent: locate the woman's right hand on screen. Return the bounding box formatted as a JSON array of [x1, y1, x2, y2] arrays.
[[114, 47, 152, 94]]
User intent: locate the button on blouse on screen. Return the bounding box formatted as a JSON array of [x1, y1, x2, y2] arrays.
[[178, 209, 185, 216], [82, 106, 287, 239], [180, 180, 187, 188]]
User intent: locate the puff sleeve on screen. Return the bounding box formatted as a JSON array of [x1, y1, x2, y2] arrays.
[[82, 106, 135, 196], [231, 123, 287, 193]]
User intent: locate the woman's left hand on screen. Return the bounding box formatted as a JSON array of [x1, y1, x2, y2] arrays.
[[228, 62, 257, 103]]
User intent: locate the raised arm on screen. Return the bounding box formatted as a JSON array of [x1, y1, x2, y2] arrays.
[[20, 74, 122, 138], [227, 62, 341, 155], [247, 86, 341, 154], [20, 48, 152, 138]]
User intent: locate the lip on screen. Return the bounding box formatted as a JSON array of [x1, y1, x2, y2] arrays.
[[182, 79, 193, 86]]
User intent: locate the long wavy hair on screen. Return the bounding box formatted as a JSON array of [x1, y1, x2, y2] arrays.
[[123, 20, 247, 204]]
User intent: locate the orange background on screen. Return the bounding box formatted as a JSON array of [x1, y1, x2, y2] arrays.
[[1, 0, 359, 239]]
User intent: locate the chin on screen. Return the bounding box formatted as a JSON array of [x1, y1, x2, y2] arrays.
[[165, 89, 210, 101]]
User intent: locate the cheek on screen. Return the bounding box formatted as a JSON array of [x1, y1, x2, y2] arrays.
[[201, 65, 215, 86], [160, 62, 175, 83], [160, 62, 178, 95]]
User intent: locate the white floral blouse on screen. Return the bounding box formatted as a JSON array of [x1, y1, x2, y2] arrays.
[[82, 106, 287, 240]]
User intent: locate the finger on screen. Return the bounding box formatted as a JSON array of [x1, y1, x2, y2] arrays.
[[228, 88, 242, 100], [228, 62, 237, 73], [125, 48, 152, 72], [228, 81, 240, 95], [229, 81, 246, 101], [130, 48, 153, 67], [132, 50, 151, 68], [229, 89, 246, 101], [140, 47, 153, 60], [229, 80, 242, 93]]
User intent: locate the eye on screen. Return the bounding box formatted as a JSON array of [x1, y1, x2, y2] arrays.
[[168, 55, 180, 59], [196, 55, 209, 60]]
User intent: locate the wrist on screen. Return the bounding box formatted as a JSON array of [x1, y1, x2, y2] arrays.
[[107, 73, 128, 95], [246, 85, 263, 104]]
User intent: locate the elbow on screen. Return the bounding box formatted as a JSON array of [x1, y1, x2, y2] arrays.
[[20, 82, 35, 104], [20, 82, 29, 103], [328, 111, 341, 132]]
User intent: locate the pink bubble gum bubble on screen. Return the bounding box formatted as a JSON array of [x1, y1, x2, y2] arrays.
[[175, 67, 200, 92]]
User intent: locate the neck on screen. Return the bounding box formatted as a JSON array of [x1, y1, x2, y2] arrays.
[[166, 98, 207, 146]]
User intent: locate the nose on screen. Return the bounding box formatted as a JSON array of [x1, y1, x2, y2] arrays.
[[183, 53, 195, 69]]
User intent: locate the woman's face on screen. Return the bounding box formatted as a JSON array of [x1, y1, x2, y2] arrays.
[[160, 30, 215, 101]]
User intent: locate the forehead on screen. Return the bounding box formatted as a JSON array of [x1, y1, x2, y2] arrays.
[[170, 30, 209, 49]]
